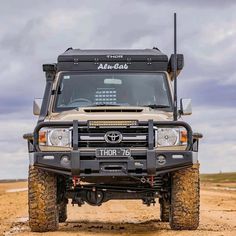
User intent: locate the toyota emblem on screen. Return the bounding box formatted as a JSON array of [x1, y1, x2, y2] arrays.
[[104, 131, 122, 144]]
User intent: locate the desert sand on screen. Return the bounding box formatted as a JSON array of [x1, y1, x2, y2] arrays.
[[0, 181, 236, 236]]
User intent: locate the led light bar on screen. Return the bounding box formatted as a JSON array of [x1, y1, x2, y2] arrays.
[[88, 120, 138, 127]]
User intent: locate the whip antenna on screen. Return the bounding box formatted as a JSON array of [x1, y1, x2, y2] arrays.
[[173, 13, 178, 121]]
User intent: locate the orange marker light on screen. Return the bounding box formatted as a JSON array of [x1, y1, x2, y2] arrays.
[[180, 130, 188, 143], [39, 131, 47, 144]]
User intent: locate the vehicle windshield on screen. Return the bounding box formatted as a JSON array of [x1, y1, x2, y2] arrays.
[[54, 72, 172, 111]]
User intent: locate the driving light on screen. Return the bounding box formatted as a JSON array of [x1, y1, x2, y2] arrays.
[[60, 155, 71, 167], [48, 129, 71, 147], [156, 128, 179, 146], [156, 155, 166, 165], [89, 120, 138, 127]]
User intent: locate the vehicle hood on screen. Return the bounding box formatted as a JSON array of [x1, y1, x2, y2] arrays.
[[48, 106, 173, 122]]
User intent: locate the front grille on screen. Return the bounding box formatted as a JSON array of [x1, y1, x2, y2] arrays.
[[77, 127, 149, 148]]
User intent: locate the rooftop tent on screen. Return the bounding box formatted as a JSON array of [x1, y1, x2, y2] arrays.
[[57, 48, 169, 72]]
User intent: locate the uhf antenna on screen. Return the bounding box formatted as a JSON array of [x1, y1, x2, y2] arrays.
[[173, 13, 178, 121]]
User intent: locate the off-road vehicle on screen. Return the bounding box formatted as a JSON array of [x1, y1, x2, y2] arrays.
[[24, 18, 202, 232]]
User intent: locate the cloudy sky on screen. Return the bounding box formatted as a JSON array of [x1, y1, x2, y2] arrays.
[[0, 0, 236, 179]]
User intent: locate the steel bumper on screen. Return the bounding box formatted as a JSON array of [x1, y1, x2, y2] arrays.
[[31, 149, 197, 176]]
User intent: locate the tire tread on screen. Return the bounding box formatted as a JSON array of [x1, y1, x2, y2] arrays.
[[170, 164, 200, 230], [28, 166, 59, 232]]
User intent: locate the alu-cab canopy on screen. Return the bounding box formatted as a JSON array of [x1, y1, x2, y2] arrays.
[[57, 48, 169, 72]]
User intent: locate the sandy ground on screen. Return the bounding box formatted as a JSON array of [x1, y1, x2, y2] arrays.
[[0, 182, 236, 236]]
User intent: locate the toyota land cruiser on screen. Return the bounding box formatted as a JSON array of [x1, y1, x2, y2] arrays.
[[24, 47, 202, 232]]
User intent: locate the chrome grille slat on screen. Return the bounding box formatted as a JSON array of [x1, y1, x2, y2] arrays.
[[79, 135, 147, 141], [79, 140, 147, 143], [77, 126, 149, 148]]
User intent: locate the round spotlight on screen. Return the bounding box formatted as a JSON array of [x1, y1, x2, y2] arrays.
[[156, 155, 166, 165], [60, 155, 71, 167]]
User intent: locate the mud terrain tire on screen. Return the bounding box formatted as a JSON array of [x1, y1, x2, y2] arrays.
[[170, 164, 200, 230], [28, 166, 59, 232], [58, 201, 67, 223], [160, 198, 170, 222]]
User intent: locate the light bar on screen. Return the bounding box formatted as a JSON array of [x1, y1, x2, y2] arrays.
[[89, 120, 138, 127]]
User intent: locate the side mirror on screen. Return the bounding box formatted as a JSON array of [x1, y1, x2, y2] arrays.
[[180, 98, 192, 115], [169, 54, 184, 72], [33, 98, 42, 115]]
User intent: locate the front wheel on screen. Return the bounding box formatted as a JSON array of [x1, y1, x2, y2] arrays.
[[28, 166, 59, 232], [58, 201, 67, 223], [160, 198, 170, 222], [170, 164, 200, 230]]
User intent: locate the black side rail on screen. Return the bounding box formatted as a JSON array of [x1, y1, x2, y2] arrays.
[[23, 133, 34, 140], [192, 132, 203, 152], [193, 132, 203, 139]]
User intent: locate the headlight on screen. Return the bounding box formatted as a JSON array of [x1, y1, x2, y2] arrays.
[[49, 129, 71, 146], [39, 128, 71, 147], [155, 127, 187, 147]]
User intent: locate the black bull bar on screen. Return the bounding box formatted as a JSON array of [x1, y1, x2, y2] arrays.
[[33, 120, 193, 176]]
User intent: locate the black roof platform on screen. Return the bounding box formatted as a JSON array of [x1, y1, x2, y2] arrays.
[[58, 48, 168, 61], [57, 48, 169, 72]]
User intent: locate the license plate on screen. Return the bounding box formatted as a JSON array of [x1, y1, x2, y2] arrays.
[[96, 148, 131, 157]]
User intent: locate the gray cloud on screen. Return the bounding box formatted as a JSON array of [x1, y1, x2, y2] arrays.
[[144, 0, 236, 8], [0, 0, 236, 178]]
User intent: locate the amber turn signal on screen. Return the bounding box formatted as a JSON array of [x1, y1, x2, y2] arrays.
[[39, 131, 47, 144], [180, 130, 188, 143]]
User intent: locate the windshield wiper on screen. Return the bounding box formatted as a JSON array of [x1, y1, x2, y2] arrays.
[[143, 104, 170, 109]]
